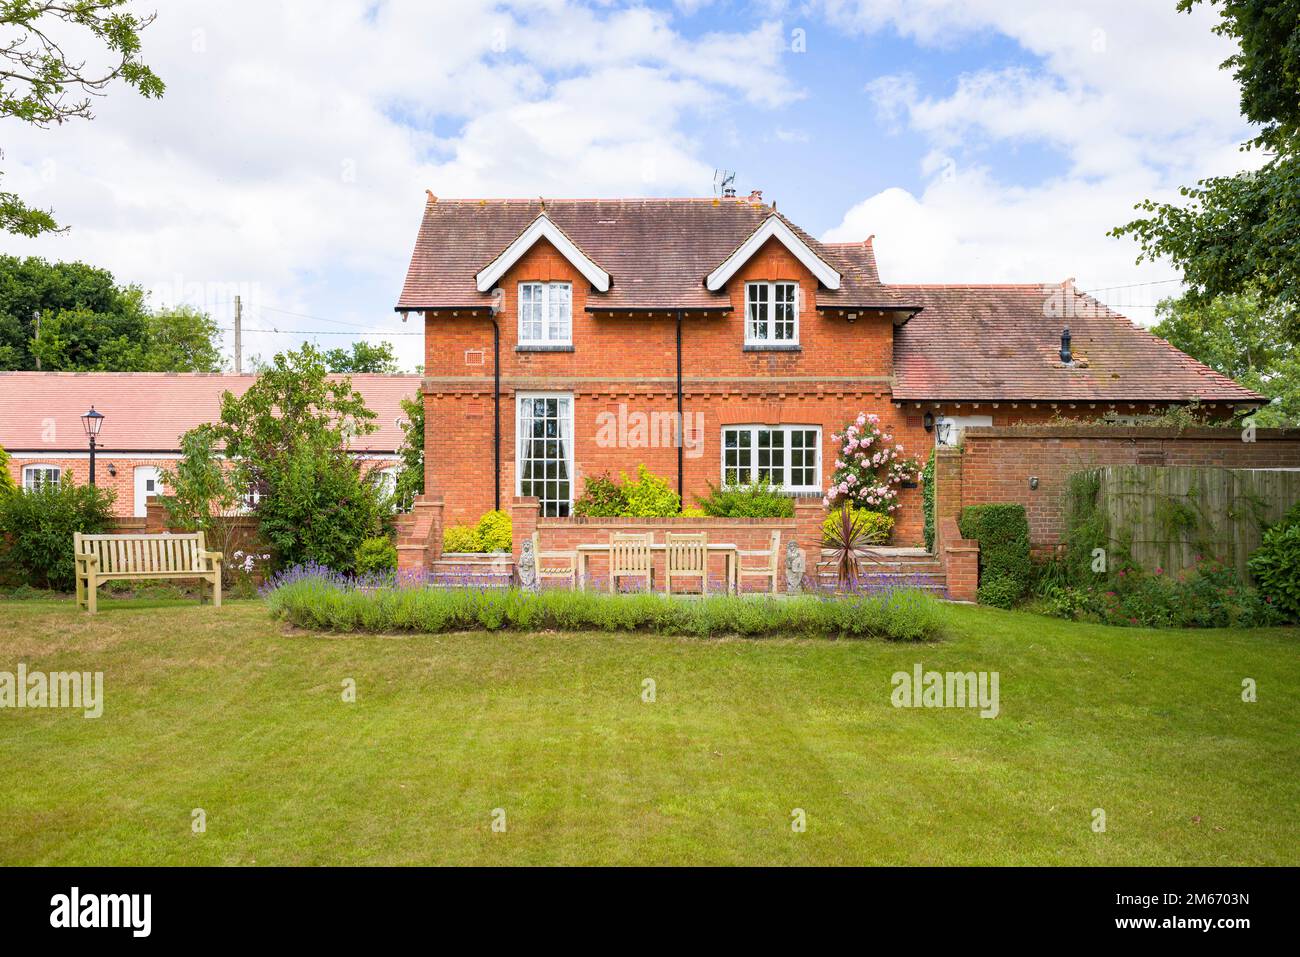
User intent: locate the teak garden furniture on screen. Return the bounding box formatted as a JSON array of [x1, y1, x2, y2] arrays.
[[664, 532, 708, 595], [574, 537, 740, 593], [607, 532, 654, 592], [530, 532, 578, 589], [74, 531, 223, 614]]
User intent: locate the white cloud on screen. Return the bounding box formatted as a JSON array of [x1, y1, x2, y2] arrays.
[[0, 1, 796, 369], [819, 0, 1257, 324]]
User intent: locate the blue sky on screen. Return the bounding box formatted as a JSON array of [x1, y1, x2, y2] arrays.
[[0, 0, 1252, 370]]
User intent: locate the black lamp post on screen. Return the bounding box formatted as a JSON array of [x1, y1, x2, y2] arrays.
[[81, 406, 105, 486]]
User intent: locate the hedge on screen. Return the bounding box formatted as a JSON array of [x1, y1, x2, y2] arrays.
[[262, 564, 946, 642], [958, 503, 1032, 608]]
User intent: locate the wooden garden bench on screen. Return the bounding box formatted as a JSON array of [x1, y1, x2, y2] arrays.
[[74, 531, 223, 614]]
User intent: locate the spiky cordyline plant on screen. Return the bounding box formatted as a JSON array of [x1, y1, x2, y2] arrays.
[[821, 503, 884, 590]]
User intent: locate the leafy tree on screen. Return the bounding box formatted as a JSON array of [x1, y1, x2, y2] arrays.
[[1, 0, 164, 236], [213, 345, 383, 571], [1152, 292, 1300, 426], [159, 425, 243, 532], [393, 393, 424, 508], [131, 306, 224, 372], [324, 340, 401, 374], [0, 255, 221, 371], [215, 344, 376, 470], [1112, 1, 1300, 335]]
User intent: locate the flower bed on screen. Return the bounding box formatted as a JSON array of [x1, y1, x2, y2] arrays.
[[262, 564, 945, 641]]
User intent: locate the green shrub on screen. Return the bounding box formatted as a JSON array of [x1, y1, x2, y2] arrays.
[[695, 478, 794, 517], [263, 567, 947, 642], [959, 503, 1032, 607], [257, 442, 385, 573], [1040, 560, 1281, 628], [921, 449, 935, 552], [621, 465, 680, 516], [822, 507, 893, 545], [0, 478, 116, 591], [0, 446, 15, 494], [1248, 504, 1300, 620], [475, 510, 512, 552], [573, 472, 628, 516], [977, 576, 1023, 609], [442, 524, 481, 553], [680, 507, 706, 518], [354, 536, 398, 575]]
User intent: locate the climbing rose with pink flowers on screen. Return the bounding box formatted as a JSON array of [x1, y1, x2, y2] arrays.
[[823, 412, 920, 513]]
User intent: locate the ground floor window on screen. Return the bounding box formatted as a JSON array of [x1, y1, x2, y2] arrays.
[[721, 425, 821, 492], [517, 393, 573, 516], [21, 464, 61, 492]]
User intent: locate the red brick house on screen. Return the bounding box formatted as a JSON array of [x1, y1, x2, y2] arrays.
[[0, 372, 420, 518], [395, 195, 1263, 546]]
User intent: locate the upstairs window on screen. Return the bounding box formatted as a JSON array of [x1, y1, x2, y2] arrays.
[[745, 281, 798, 345], [722, 425, 820, 492], [518, 281, 572, 346]]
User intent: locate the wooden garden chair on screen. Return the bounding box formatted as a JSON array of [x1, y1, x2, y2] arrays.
[[608, 532, 654, 593], [664, 532, 708, 596], [736, 529, 781, 595], [531, 532, 578, 589]]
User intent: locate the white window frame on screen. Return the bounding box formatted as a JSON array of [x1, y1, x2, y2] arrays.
[[720, 425, 821, 493], [21, 464, 61, 492], [516, 392, 575, 517], [744, 281, 799, 345], [518, 281, 573, 346]]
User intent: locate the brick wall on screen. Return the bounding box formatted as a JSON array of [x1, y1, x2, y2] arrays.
[[954, 426, 1300, 549]]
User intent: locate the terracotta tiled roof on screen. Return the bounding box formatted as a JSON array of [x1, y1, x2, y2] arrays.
[[395, 197, 909, 312], [0, 372, 421, 453], [890, 283, 1265, 404]]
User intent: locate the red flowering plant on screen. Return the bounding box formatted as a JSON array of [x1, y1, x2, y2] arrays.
[[824, 412, 921, 513]]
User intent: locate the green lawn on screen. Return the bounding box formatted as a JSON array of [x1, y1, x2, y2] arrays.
[[0, 597, 1295, 865]]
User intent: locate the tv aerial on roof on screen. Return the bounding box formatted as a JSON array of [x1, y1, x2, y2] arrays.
[[713, 169, 736, 199]]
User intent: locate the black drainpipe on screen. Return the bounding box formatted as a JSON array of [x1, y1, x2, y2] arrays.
[[491, 312, 501, 512], [676, 310, 684, 511]]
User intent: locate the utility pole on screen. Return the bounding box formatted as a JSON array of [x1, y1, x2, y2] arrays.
[[233, 295, 242, 374], [33, 311, 41, 370]]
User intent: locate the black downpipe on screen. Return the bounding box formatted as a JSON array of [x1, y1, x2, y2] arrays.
[[676, 310, 684, 511], [492, 315, 501, 512]]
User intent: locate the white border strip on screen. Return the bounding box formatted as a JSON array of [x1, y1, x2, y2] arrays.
[[706, 215, 841, 291], [476, 214, 610, 293]]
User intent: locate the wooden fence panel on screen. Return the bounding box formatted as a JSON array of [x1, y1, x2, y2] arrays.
[[1093, 466, 1300, 579]]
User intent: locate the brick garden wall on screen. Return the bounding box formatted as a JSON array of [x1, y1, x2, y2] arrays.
[[954, 426, 1300, 550]]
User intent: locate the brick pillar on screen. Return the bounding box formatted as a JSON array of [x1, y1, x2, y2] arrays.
[[396, 494, 444, 575], [793, 499, 824, 552], [144, 498, 169, 532], [511, 496, 540, 564], [939, 516, 979, 602], [933, 448, 964, 554]]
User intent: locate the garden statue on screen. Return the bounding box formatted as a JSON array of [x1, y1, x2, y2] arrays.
[[517, 538, 538, 592], [785, 541, 806, 594]]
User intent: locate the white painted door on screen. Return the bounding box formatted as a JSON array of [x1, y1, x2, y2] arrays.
[[134, 466, 163, 517]]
